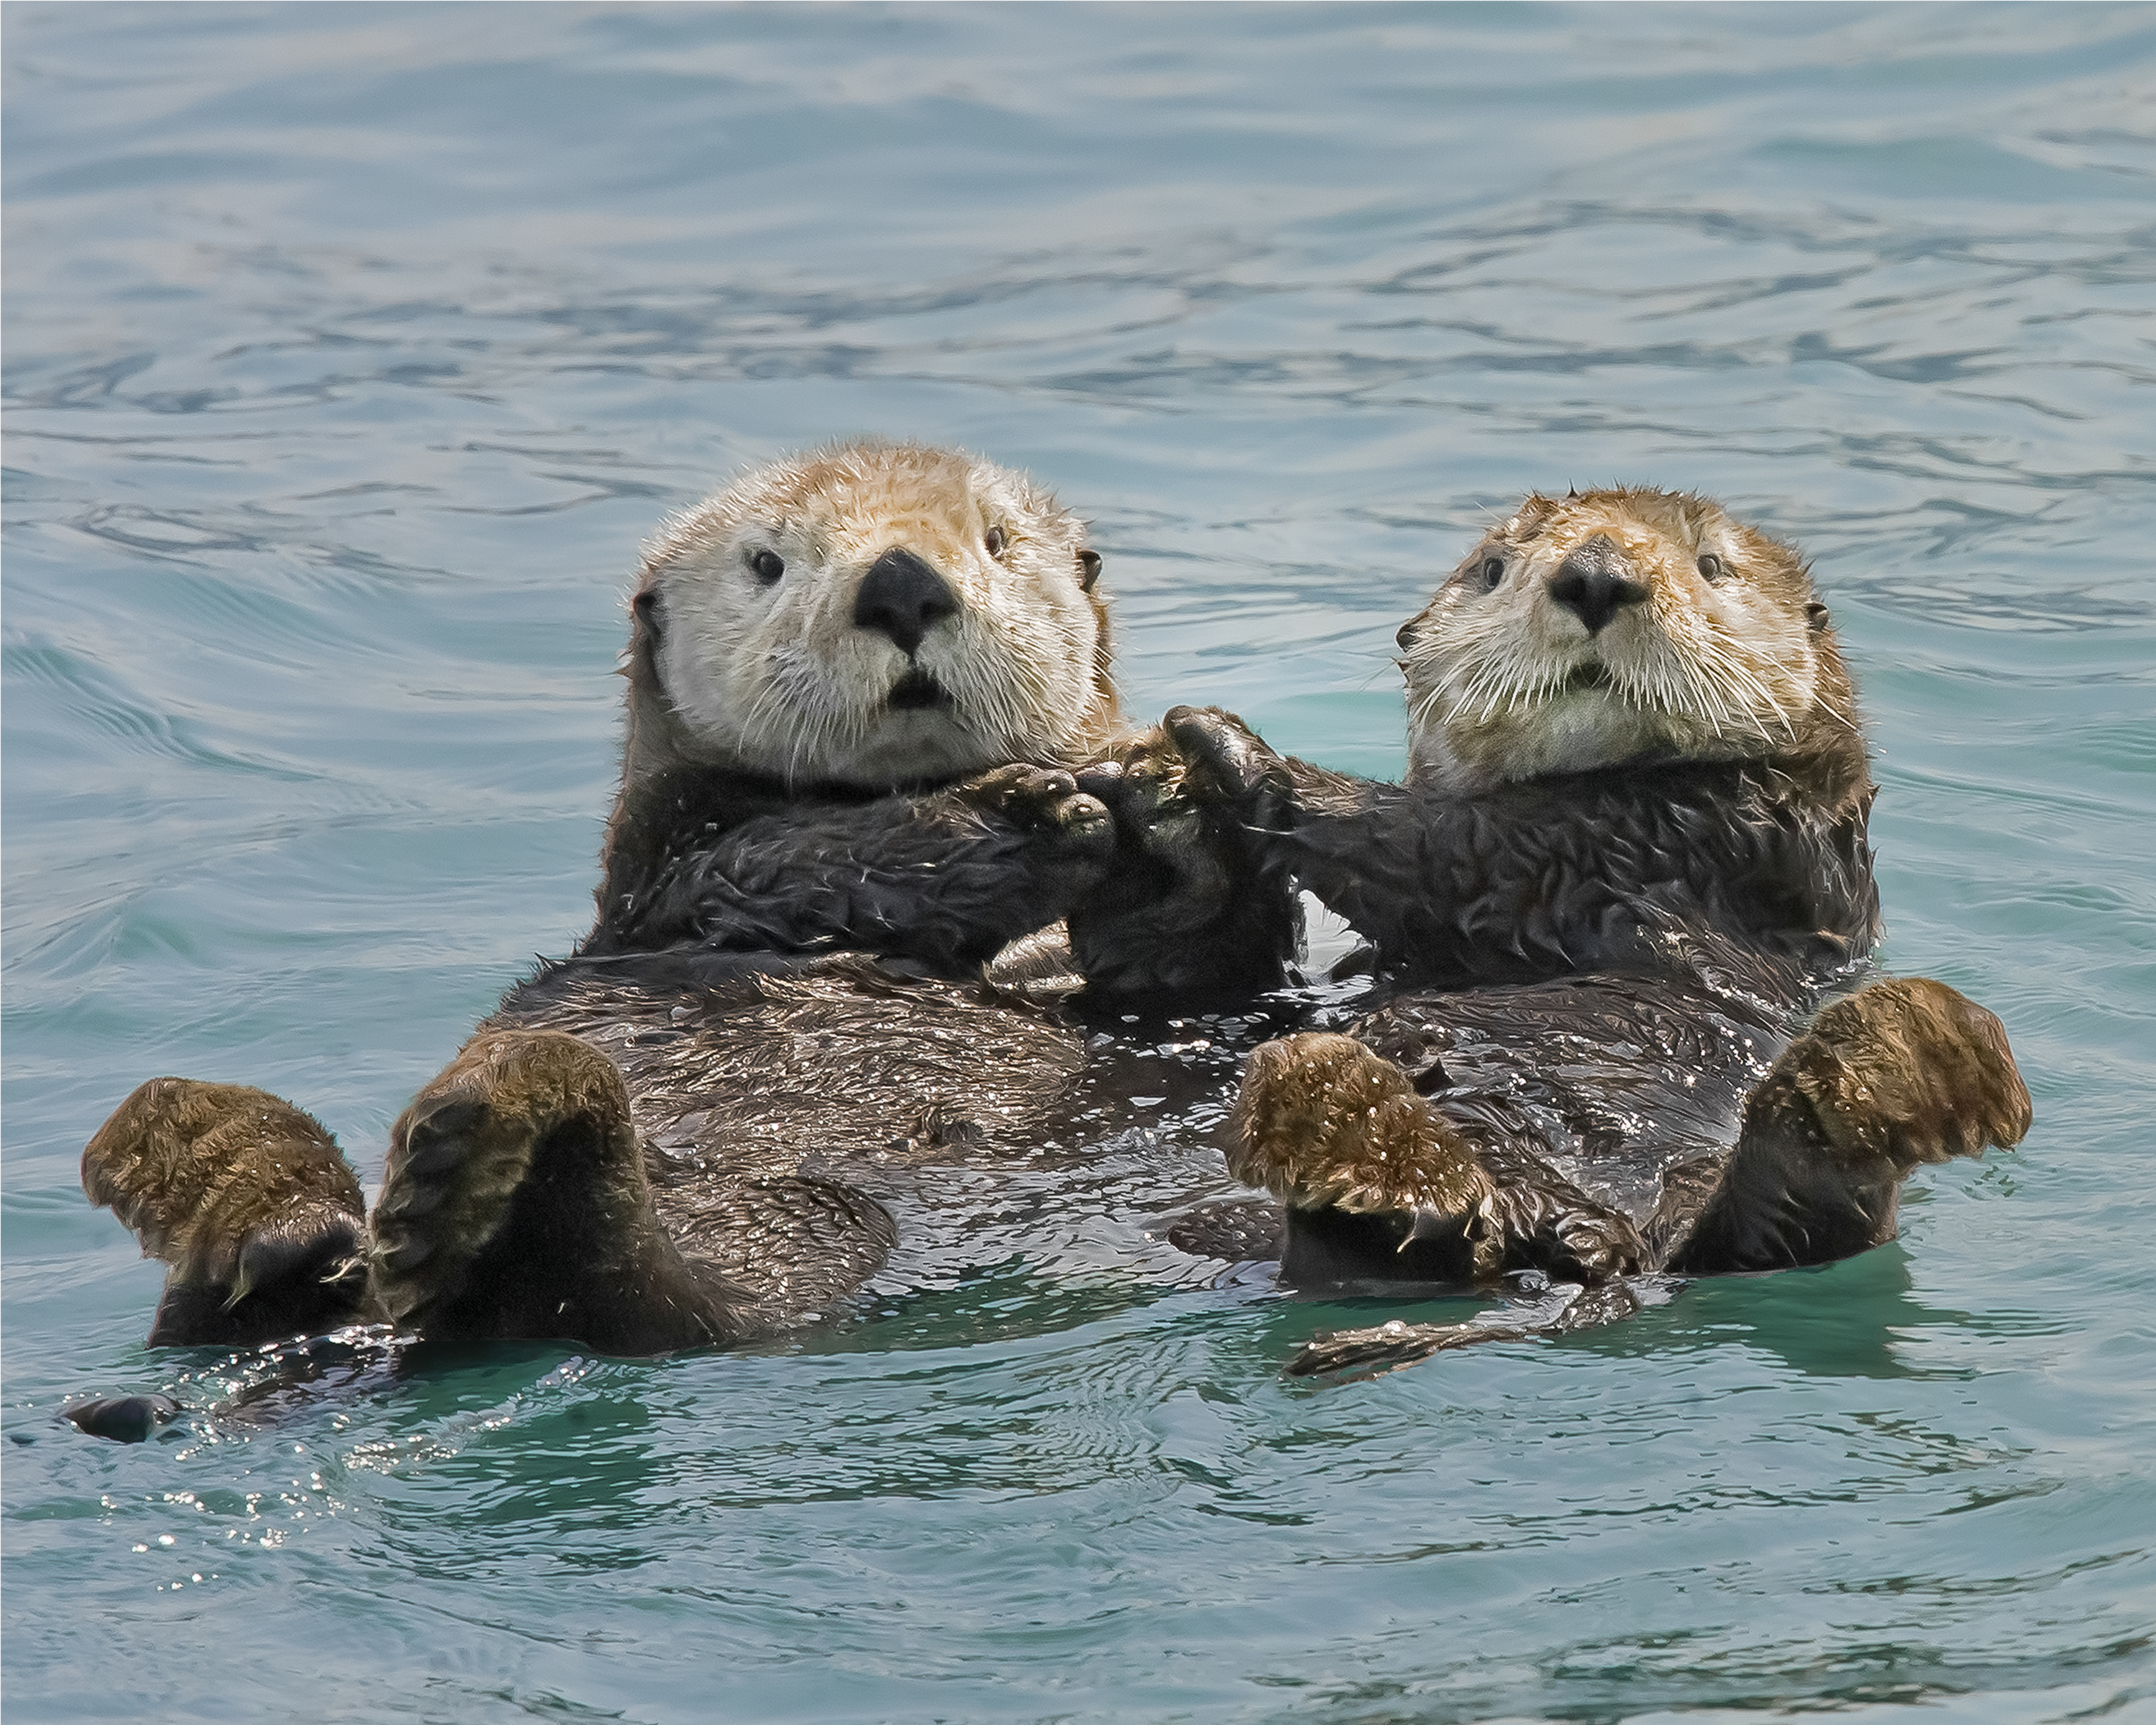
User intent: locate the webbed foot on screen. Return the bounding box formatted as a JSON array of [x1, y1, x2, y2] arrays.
[[1668, 978, 2030, 1274], [1766, 977, 2031, 1169], [372, 1029, 730, 1353], [1230, 1033, 1500, 1284], [1232, 1032, 1643, 1287], [82, 1078, 372, 1346]]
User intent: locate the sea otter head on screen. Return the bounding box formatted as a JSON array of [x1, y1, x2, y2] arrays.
[[1395, 488, 1858, 792], [627, 441, 1116, 788]]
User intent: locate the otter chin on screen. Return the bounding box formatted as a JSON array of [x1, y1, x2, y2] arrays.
[[1396, 488, 1848, 793]]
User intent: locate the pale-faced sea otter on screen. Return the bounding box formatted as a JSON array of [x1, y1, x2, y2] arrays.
[[80, 441, 1300, 1373], [1157, 487, 2030, 1373]]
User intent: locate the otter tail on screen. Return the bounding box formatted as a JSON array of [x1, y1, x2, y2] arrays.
[[1284, 1275, 1672, 1380]]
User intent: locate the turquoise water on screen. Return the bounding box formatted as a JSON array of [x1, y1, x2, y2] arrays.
[[6, 4, 2154, 1719]]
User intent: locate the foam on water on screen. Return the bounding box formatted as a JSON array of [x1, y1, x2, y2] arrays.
[[6, 5, 2153, 1720]]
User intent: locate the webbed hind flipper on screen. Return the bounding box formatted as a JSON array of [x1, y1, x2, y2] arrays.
[[371, 1029, 750, 1355], [1664, 977, 2031, 1274], [1230, 1032, 1640, 1288], [82, 1079, 372, 1347]]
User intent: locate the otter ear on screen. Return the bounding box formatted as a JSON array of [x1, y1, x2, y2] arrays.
[[1806, 601, 1830, 633], [1567, 484, 1580, 500], [1076, 548, 1102, 593], [632, 587, 661, 632]]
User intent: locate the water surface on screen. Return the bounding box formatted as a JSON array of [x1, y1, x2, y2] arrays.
[[6, 5, 2154, 1720]]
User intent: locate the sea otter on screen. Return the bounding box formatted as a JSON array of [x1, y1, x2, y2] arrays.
[[1154, 487, 2030, 1373], [81, 441, 1300, 1368]]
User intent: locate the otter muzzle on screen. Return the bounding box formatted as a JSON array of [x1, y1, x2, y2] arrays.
[[1548, 538, 1649, 636], [854, 548, 961, 656]]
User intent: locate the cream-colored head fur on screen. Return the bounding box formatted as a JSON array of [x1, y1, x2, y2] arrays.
[[1396, 489, 1854, 791], [628, 441, 1117, 788]]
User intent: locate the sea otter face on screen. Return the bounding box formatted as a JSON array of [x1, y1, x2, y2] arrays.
[[636, 441, 1113, 787], [1396, 489, 1845, 791]]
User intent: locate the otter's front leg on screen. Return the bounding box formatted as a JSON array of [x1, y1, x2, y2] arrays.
[[371, 1030, 745, 1355], [1066, 713, 1302, 996], [1663, 978, 2031, 1275], [1151, 706, 1429, 967], [1230, 1033, 1639, 1287], [614, 768, 1117, 973], [82, 1079, 374, 1346]]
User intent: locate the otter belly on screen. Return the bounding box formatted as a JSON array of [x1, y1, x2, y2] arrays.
[[1352, 965, 1808, 1224], [479, 947, 1299, 1320]]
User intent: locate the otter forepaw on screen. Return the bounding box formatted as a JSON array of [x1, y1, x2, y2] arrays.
[[1760, 978, 2032, 1173], [961, 763, 1115, 855], [1230, 1033, 1491, 1218], [371, 1030, 637, 1331], [1162, 705, 1294, 829]]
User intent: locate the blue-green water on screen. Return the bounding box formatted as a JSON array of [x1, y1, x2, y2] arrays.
[[6, 4, 2153, 1719]]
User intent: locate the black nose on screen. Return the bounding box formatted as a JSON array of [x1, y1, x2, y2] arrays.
[[854, 548, 961, 657], [1547, 538, 1649, 635], [1396, 619, 1419, 652]]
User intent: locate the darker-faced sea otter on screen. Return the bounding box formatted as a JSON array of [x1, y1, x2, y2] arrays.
[[1159, 487, 2030, 1372], [80, 441, 1299, 1371]]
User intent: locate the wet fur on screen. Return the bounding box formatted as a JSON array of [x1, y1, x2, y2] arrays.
[[81, 1080, 372, 1346], [83, 442, 1297, 1358], [1164, 489, 2029, 1370]]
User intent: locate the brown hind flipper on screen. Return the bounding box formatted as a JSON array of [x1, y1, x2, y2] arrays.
[[1667, 977, 2030, 1274], [82, 1078, 371, 1347], [1232, 1031, 1638, 1287], [371, 1029, 740, 1354]]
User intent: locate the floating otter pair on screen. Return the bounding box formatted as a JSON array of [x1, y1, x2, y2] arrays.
[[82, 441, 1300, 1374], [79, 462, 2028, 1397], [1159, 487, 2030, 1373]]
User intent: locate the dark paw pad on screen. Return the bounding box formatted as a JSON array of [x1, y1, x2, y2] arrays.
[[1162, 706, 1290, 817], [373, 1031, 633, 1327], [964, 764, 1114, 852]]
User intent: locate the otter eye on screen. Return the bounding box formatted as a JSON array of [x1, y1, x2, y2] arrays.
[[748, 548, 784, 585], [1478, 556, 1505, 592], [1697, 553, 1725, 582], [984, 525, 1007, 559]]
